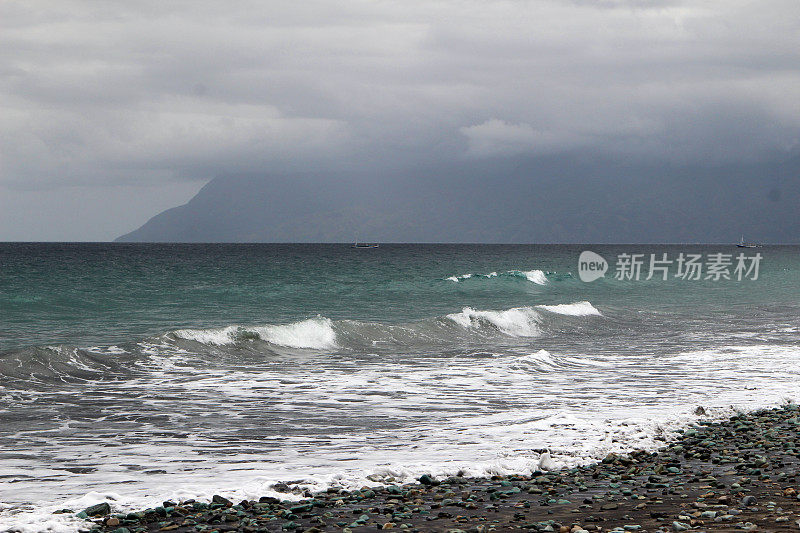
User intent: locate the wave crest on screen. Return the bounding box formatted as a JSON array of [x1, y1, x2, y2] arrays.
[[250, 318, 338, 349], [445, 269, 556, 285], [520, 270, 547, 285], [537, 301, 602, 316], [173, 318, 338, 350], [1, 302, 604, 382], [172, 326, 239, 346], [446, 306, 542, 337]]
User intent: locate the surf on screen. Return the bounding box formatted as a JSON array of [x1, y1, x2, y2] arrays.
[[444, 269, 574, 285], [0, 303, 606, 382]]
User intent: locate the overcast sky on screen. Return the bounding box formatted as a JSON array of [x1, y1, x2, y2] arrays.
[[1, 0, 798, 240]]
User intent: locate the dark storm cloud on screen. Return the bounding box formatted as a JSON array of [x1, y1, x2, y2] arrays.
[[0, 0, 798, 238]]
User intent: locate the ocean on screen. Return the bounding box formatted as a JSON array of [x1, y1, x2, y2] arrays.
[[1, 243, 799, 532]]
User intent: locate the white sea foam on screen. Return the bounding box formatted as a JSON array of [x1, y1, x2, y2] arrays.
[[5, 316, 800, 533], [173, 325, 239, 345], [446, 306, 542, 337], [250, 317, 338, 349], [172, 318, 337, 350], [4, 340, 800, 533], [0, 506, 88, 533], [521, 269, 548, 285], [537, 301, 602, 316], [445, 269, 547, 284], [510, 349, 559, 368], [537, 451, 556, 471]]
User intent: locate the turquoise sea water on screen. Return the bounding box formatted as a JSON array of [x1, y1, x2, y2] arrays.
[[1, 244, 799, 531], [2, 243, 797, 352]]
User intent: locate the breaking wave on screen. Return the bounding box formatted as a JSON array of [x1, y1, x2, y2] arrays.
[[445, 306, 542, 337], [0, 302, 604, 382], [174, 317, 338, 350], [445, 269, 568, 285], [537, 301, 602, 316], [519, 269, 548, 285]]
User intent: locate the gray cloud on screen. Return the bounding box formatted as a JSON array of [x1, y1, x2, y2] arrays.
[[1, 0, 798, 238]]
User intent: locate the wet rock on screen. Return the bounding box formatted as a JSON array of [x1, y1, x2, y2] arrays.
[[83, 502, 111, 517], [290, 503, 313, 514], [212, 495, 233, 507], [418, 474, 439, 486]]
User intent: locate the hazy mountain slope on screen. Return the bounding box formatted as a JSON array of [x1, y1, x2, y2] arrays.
[[116, 156, 800, 243]]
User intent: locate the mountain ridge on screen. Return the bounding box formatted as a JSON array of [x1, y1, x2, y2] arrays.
[[116, 156, 800, 243]]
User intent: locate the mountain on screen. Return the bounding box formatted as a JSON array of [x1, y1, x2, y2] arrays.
[[116, 155, 800, 243]]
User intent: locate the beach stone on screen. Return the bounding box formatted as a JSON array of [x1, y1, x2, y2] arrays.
[[290, 503, 313, 514], [671, 521, 689, 531], [272, 483, 291, 493], [212, 495, 233, 507], [600, 503, 618, 511], [105, 517, 120, 527], [84, 502, 111, 517], [419, 474, 438, 486], [741, 495, 757, 506]]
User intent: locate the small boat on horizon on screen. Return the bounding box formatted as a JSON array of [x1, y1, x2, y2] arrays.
[[737, 235, 759, 248], [351, 241, 379, 249]]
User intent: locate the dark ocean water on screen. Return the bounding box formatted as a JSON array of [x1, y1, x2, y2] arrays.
[[1, 243, 799, 531]]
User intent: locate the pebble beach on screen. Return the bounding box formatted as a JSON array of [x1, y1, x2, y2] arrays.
[[73, 404, 800, 533]]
